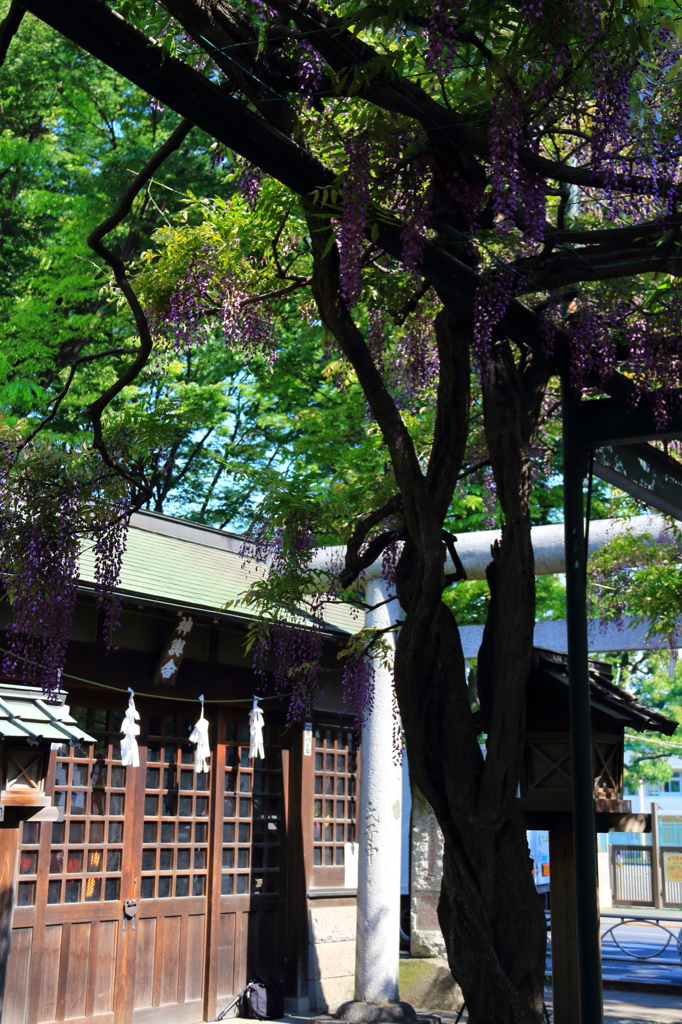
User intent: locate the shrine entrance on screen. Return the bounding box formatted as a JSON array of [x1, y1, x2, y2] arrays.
[[5, 700, 285, 1024]]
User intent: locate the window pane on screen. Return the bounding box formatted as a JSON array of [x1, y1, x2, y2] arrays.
[[70, 792, 86, 814], [175, 876, 189, 897], [47, 881, 61, 904], [146, 768, 160, 789], [158, 877, 172, 898], [105, 878, 120, 901], [177, 849, 191, 870], [19, 852, 37, 875], [65, 880, 81, 903], [73, 763, 88, 787], [222, 850, 234, 868], [236, 875, 248, 894], [195, 823, 208, 843], [221, 875, 233, 895], [109, 822, 124, 843], [48, 847, 62, 872], [143, 822, 157, 843], [67, 851, 83, 873], [193, 876, 206, 896], [141, 877, 155, 899], [142, 850, 156, 871], [110, 794, 124, 815], [160, 849, 173, 870], [239, 823, 250, 843], [87, 850, 103, 873], [90, 822, 105, 844], [223, 822, 235, 843], [111, 766, 126, 787], [85, 878, 101, 902], [107, 850, 122, 872], [22, 821, 40, 845], [144, 796, 159, 816], [238, 849, 249, 869], [224, 798, 235, 817], [179, 797, 192, 817], [196, 797, 208, 817], [90, 790, 106, 816], [177, 823, 190, 842], [17, 882, 35, 907], [55, 762, 69, 786]]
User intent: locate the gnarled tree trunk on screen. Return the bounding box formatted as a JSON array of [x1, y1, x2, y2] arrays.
[[307, 212, 549, 1023]]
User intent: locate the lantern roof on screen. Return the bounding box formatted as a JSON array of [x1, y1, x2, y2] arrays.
[[531, 648, 678, 736], [0, 683, 95, 746]]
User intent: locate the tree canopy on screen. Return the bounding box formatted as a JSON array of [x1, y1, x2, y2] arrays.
[[4, 1, 682, 1021]]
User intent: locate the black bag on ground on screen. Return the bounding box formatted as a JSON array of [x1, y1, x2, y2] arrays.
[[240, 977, 284, 1020]]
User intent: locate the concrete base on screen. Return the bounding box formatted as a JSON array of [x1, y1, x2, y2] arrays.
[[332, 1001, 418, 1022]]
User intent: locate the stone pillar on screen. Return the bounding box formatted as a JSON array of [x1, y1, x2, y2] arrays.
[[354, 575, 402, 1004]]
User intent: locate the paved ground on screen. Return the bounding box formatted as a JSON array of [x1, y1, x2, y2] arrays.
[[261, 990, 682, 1024]]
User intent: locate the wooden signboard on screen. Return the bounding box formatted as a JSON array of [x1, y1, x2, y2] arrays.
[[663, 851, 682, 882], [152, 612, 194, 685]]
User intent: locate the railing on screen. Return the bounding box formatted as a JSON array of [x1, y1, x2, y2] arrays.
[[600, 911, 682, 974]]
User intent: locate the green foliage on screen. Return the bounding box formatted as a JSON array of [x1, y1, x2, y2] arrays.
[[588, 519, 682, 643], [613, 651, 682, 788]]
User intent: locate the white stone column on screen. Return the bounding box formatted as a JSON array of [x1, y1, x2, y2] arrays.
[[355, 575, 402, 1004]]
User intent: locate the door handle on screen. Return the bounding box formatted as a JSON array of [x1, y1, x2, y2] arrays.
[[122, 898, 138, 932]]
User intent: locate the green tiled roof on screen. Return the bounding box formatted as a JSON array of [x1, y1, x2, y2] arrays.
[[0, 683, 95, 745], [78, 511, 362, 636]]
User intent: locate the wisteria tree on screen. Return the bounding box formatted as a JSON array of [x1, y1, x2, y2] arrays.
[[5, 0, 682, 1021]]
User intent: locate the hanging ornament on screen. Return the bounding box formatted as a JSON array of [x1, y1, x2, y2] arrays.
[[249, 696, 265, 760], [120, 688, 140, 767], [189, 694, 210, 774]]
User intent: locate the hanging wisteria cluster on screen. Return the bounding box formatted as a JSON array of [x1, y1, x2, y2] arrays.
[[0, 441, 130, 697], [339, 134, 370, 307]]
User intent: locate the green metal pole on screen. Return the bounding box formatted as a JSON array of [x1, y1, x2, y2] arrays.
[[562, 381, 604, 1024]]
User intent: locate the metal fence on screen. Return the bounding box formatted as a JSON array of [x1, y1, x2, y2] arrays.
[[611, 845, 653, 906], [662, 846, 682, 908], [611, 844, 682, 908]]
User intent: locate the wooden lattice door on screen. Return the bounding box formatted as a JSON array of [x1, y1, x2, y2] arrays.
[[6, 701, 287, 1024]]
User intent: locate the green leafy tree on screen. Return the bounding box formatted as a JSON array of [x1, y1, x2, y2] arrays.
[[4, 2, 682, 1021]]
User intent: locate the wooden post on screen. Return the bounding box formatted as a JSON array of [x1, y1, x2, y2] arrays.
[[650, 802, 662, 909], [549, 819, 580, 1024], [0, 825, 20, 1024], [281, 723, 311, 1010], [562, 383, 604, 1024]]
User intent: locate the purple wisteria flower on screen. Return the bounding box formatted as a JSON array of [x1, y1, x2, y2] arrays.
[[339, 135, 371, 307]]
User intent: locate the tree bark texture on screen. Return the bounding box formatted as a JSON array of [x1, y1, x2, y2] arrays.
[[307, 213, 549, 1023]]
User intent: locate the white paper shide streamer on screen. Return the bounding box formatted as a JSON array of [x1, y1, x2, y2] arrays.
[[249, 697, 264, 760], [189, 694, 210, 773], [120, 688, 140, 767]]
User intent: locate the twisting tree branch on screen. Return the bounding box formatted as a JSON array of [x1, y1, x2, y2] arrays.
[[0, 1, 24, 68], [86, 117, 194, 497]]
